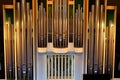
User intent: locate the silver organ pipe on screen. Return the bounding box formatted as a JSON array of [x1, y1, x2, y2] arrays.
[[88, 0, 106, 74], [17, 0, 34, 79], [63, 0, 68, 47], [88, 5, 95, 74], [3, 0, 117, 79], [38, 3, 47, 47], [53, 0, 68, 48], [74, 4, 83, 47]]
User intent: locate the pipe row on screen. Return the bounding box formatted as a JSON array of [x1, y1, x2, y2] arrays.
[[16, 1, 33, 79], [4, 18, 15, 79], [88, 0, 104, 74], [38, 3, 47, 47], [74, 4, 83, 47], [105, 20, 115, 75], [53, 0, 68, 48]]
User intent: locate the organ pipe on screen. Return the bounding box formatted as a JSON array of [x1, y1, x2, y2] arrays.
[[3, 0, 117, 79], [21, 0, 27, 75], [91, 5, 95, 73], [94, 0, 100, 73], [88, 12, 92, 74], [16, 2, 22, 79], [98, 5, 104, 73], [27, 2, 33, 80]]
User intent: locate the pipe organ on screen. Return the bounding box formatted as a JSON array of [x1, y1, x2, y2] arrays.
[[3, 0, 117, 80]]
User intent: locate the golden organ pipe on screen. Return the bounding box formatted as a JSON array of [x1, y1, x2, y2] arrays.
[[94, 0, 100, 73], [108, 20, 113, 73], [59, 0, 62, 35], [38, 5, 41, 46], [91, 5, 95, 73], [16, 2, 22, 79], [88, 12, 92, 73], [8, 18, 12, 73], [5, 24, 8, 77], [105, 27, 108, 72], [30, 10, 33, 65], [41, 3, 43, 40], [21, 0, 26, 68], [11, 24, 15, 78], [99, 5, 104, 73], [27, 2, 30, 67]]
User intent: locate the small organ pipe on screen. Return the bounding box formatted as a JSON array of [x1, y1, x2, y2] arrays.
[[80, 8, 83, 46], [38, 5, 41, 46]]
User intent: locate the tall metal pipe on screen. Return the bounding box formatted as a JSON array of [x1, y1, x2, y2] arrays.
[[16, 2, 22, 79], [11, 24, 15, 79], [78, 4, 81, 47], [80, 8, 83, 46], [4, 19, 7, 79], [90, 5, 95, 74], [59, 0, 62, 35], [75, 10, 78, 47], [30, 9, 33, 79], [43, 8, 47, 47], [105, 27, 108, 73], [5, 23, 8, 79], [94, 0, 100, 73], [38, 5, 41, 47], [108, 20, 113, 74], [21, 0, 27, 79], [88, 12, 92, 74], [26, 2, 31, 80], [63, 0, 68, 47], [40, 3, 43, 44], [98, 5, 104, 73], [8, 18, 12, 79]]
